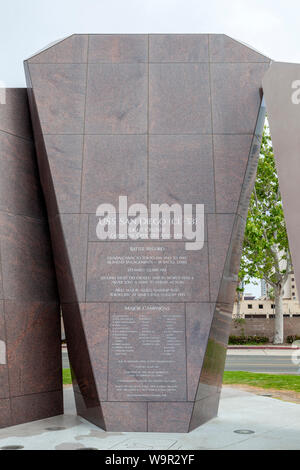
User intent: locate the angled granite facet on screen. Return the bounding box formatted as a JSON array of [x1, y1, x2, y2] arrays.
[[263, 62, 300, 310], [24, 34, 270, 432], [0, 89, 63, 429]]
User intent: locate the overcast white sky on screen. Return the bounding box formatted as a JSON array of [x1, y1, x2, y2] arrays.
[[2, 0, 296, 297], [1, 0, 300, 86]]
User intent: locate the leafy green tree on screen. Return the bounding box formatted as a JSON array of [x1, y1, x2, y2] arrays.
[[239, 126, 292, 344]]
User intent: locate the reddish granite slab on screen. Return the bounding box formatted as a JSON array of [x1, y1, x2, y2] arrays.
[[24, 35, 270, 432], [0, 89, 62, 429]]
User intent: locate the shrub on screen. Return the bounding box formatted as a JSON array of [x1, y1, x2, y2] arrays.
[[286, 335, 300, 344], [233, 318, 246, 327], [228, 335, 269, 345]]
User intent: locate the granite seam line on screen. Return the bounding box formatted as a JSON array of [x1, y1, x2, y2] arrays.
[[7, 388, 63, 400], [207, 34, 216, 302], [101, 400, 191, 403], [59, 301, 232, 305], [41, 132, 256, 136], [1, 296, 11, 424], [85, 238, 202, 243], [208, 36, 217, 212], [184, 302, 188, 401], [107, 304, 112, 405], [83, 212, 90, 303], [96, 400, 195, 404], [79, 34, 90, 216], [58, 211, 245, 216], [0, 129, 33, 143], [0, 209, 49, 223], [146, 401, 149, 432], [147, 34, 150, 211], [26, 61, 271, 65]]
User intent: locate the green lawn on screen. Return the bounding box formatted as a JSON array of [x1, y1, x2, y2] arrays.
[[63, 368, 72, 385], [63, 368, 300, 393], [223, 371, 300, 393]]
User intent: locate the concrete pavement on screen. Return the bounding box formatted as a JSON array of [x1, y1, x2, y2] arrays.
[[1, 387, 300, 449]]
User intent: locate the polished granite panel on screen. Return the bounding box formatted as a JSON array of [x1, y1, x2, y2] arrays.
[[186, 303, 214, 401], [49, 214, 88, 303], [194, 320, 230, 401], [73, 390, 105, 429], [101, 402, 147, 432], [0, 88, 32, 140], [149, 63, 211, 134], [0, 399, 11, 428], [88, 34, 148, 63], [108, 303, 186, 402], [149, 34, 209, 63], [5, 301, 61, 397], [80, 303, 109, 401], [27, 63, 86, 134], [217, 215, 247, 306], [48, 216, 76, 303], [0, 254, 3, 301], [188, 308, 233, 406], [0, 302, 9, 400], [207, 214, 235, 302], [27, 35, 88, 64], [209, 34, 270, 63], [0, 213, 57, 302], [43, 135, 83, 214], [81, 135, 147, 212], [149, 135, 215, 209], [0, 132, 44, 218], [211, 62, 269, 134], [214, 134, 253, 213], [86, 241, 209, 302], [10, 390, 63, 426], [189, 393, 220, 431], [87, 212, 208, 243], [148, 402, 194, 433], [23, 94, 59, 219], [24, 35, 269, 432], [85, 63, 147, 134], [62, 303, 102, 414], [0, 89, 62, 429], [237, 134, 264, 221]]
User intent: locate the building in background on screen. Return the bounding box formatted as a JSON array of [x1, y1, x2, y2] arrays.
[[261, 279, 268, 298], [233, 272, 300, 318]]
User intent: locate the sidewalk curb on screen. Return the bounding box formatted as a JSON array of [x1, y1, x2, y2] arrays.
[[228, 346, 299, 350], [62, 343, 299, 351]]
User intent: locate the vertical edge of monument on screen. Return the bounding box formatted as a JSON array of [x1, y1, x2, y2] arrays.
[[0, 88, 63, 428], [263, 62, 300, 316]]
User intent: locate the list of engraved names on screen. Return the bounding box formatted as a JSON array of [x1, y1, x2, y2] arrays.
[[108, 304, 187, 401]]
